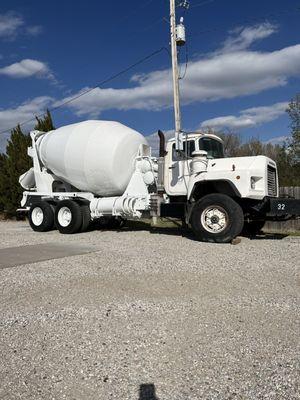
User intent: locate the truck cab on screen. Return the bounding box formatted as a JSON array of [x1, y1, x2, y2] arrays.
[[163, 132, 278, 202], [158, 131, 293, 243], [164, 133, 224, 196]]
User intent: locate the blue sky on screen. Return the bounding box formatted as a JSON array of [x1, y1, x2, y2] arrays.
[[0, 0, 300, 151]]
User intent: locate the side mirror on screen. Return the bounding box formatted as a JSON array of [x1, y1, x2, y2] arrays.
[[192, 150, 208, 158]]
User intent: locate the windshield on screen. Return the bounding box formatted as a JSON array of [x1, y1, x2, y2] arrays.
[[199, 137, 224, 159]]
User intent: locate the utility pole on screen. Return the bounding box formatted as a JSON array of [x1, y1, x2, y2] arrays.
[[170, 0, 183, 151]]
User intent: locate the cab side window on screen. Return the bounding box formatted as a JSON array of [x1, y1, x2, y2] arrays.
[[172, 141, 195, 161]]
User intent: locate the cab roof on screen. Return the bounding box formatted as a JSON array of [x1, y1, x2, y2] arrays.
[[167, 132, 223, 143]]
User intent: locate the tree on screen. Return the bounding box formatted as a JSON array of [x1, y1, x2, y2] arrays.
[[0, 153, 7, 212], [284, 95, 300, 185], [286, 94, 300, 160], [34, 109, 55, 132], [0, 125, 32, 216], [210, 128, 299, 186], [239, 138, 263, 157], [218, 131, 242, 157], [0, 111, 55, 217]]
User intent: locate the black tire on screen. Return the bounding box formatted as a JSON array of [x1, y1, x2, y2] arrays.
[[190, 193, 244, 243], [55, 200, 83, 234], [243, 220, 265, 236], [29, 201, 55, 232], [80, 204, 91, 232]]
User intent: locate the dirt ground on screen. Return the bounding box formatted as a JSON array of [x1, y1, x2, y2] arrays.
[[0, 220, 299, 399]]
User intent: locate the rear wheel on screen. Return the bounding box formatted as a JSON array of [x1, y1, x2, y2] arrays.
[[190, 193, 244, 243], [80, 204, 91, 232], [55, 200, 83, 234], [29, 201, 54, 232]]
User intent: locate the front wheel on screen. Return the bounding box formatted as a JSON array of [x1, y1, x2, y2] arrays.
[[190, 194, 244, 243]]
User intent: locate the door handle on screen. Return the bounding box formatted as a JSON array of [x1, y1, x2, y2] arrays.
[[169, 166, 175, 169]]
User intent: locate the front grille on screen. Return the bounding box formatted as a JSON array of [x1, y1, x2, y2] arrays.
[[267, 165, 277, 197]]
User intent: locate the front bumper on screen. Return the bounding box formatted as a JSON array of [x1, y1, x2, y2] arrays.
[[268, 198, 300, 217], [246, 196, 300, 221]]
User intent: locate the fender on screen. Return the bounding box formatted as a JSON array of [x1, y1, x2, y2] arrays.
[[188, 175, 241, 201]]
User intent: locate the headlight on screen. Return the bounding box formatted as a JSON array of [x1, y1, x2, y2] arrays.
[[250, 176, 264, 191]]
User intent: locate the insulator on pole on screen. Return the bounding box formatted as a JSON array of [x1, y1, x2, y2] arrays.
[[177, 0, 190, 9]]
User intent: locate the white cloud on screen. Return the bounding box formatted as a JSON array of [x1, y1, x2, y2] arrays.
[[0, 12, 23, 39], [219, 23, 277, 53], [0, 23, 298, 152], [201, 102, 288, 130], [0, 96, 53, 142], [26, 25, 43, 36], [145, 129, 175, 157], [264, 135, 289, 146], [56, 22, 300, 117], [0, 59, 53, 79], [0, 12, 43, 40]]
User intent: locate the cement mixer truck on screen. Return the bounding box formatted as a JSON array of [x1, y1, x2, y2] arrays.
[[17, 2, 300, 242], [18, 120, 300, 243]]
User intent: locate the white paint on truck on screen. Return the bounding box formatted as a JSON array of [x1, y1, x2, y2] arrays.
[[19, 121, 295, 243], [36, 120, 148, 196]]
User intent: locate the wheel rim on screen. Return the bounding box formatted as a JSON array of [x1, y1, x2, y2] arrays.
[[201, 205, 228, 234], [57, 206, 72, 227], [31, 207, 44, 226]]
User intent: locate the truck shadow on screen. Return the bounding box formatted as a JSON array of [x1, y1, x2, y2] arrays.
[[119, 221, 290, 241], [91, 220, 289, 241], [247, 233, 289, 240], [113, 219, 190, 238]]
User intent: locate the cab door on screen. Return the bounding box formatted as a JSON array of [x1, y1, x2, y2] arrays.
[[165, 140, 195, 196]]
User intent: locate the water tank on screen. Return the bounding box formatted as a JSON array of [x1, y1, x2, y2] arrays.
[[37, 120, 148, 196]]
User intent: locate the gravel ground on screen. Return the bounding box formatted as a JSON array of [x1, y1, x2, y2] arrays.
[[0, 220, 299, 400]]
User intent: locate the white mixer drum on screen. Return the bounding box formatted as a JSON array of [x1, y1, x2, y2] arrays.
[[37, 120, 148, 196]]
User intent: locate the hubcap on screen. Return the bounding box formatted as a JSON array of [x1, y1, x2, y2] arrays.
[[31, 207, 44, 226], [201, 205, 228, 234], [57, 206, 72, 227]]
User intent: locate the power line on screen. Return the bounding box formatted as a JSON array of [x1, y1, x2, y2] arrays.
[[178, 42, 189, 80], [190, 0, 215, 9], [2, 5, 299, 136], [0, 47, 170, 136], [142, 0, 215, 33]]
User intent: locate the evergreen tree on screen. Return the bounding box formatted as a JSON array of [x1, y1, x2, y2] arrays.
[[0, 125, 32, 216], [0, 111, 55, 217], [34, 109, 55, 132], [0, 153, 8, 212]]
